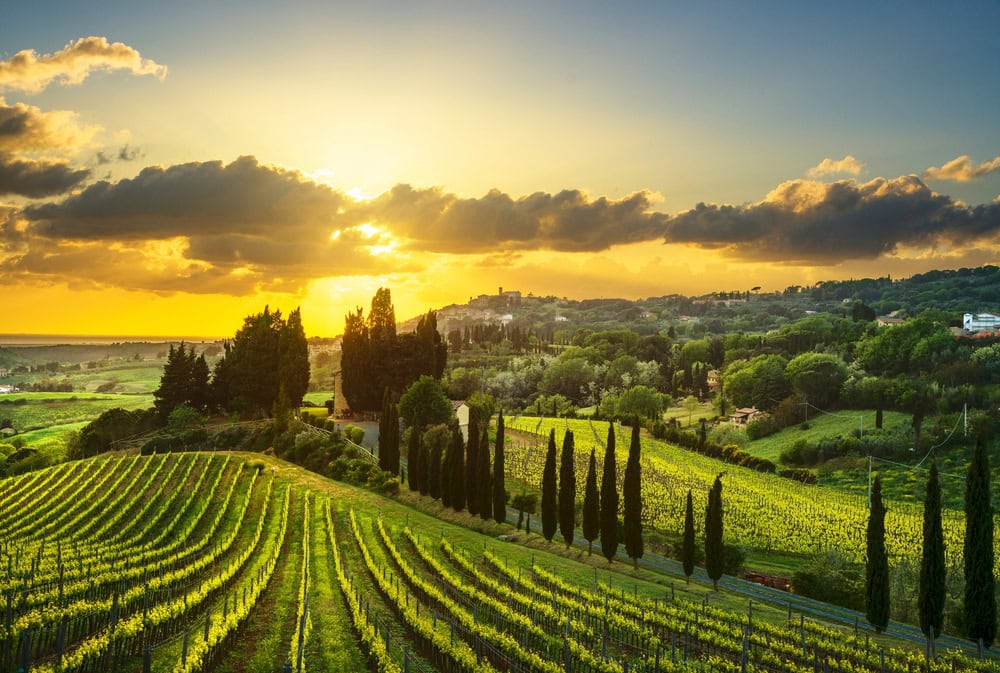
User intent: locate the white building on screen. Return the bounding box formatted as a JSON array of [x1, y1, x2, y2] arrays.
[[963, 313, 1000, 334]]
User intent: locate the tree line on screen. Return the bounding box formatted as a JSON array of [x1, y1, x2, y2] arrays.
[[342, 288, 447, 412]]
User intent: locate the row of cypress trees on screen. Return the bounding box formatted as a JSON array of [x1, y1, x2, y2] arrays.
[[539, 422, 645, 568], [404, 408, 507, 525], [865, 438, 995, 648]]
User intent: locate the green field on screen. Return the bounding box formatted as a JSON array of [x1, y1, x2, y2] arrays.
[[745, 409, 911, 462], [0, 392, 154, 433], [1, 451, 988, 672], [663, 398, 717, 426]]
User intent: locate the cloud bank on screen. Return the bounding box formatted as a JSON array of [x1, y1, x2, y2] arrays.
[[3, 154, 999, 295], [0, 153, 89, 197], [923, 155, 1000, 182], [0, 37, 166, 94], [0, 98, 99, 153]]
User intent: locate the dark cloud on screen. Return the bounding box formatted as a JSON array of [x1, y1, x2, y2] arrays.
[[118, 144, 141, 161], [662, 176, 1000, 263], [25, 155, 351, 240], [362, 184, 667, 252], [0, 153, 89, 197]]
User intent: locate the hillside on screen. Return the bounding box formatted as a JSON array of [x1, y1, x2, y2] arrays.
[[1, 452, 994, 673]]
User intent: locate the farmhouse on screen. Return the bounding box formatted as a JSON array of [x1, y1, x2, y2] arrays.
[[876, 316, 905, 327], [0, 384, 18, 394], [707, 369, 722, 393], [0, 367, 9, 378], [453, 400, 470, 440], [729, 407, 760, 426], [963, 312, 1000, 335]]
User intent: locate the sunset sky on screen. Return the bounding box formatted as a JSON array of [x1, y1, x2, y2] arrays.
[[2, 2, 999, 337]]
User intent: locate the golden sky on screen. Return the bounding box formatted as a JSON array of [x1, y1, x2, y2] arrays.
[[2, 7, 1000, 337]]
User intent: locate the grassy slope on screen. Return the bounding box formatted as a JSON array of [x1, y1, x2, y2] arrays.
[[746, 409, 910, 462]]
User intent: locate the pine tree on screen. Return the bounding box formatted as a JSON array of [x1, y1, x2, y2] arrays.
[[704, 474, 724, 590], [600, 424, 619, 562], [623, 420, 644, 569], [406, 425, 420, 492], [582, 449, 599, 555], [429, 437, 443, 500], [541, 428, 558, 542], [493, 410, 506, 524], [378, 388, 400, 474], [682, 489, 695, 582], [919, 459, 946, 640], [866, 474, 890, 633], [477, 429, 493, 520], [466, 411, 480, 516], [559, 429, 576, 548], [964, 438, 996, 647]]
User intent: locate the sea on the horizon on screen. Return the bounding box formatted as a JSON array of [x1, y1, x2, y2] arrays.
[[0, 334, 223, 346]]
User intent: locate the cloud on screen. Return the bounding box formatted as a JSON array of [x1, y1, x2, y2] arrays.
[[0, 153, 89, 197], [6, 156, 403, 293], [805, 155, 864, 178], [662, 176, 1000, 263], [923, 155, 1000, 182], [0, 97, 99, 153], [0, 37, 166, 94], [96, 144, 142, 165], [361, 184, 668, 253]]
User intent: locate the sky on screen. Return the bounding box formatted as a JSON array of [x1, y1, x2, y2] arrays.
[[2, 1, 999, 337]]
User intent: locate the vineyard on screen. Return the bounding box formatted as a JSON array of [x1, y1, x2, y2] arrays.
[[1, 452, 997, 673], [503, 416, 1000, 576]]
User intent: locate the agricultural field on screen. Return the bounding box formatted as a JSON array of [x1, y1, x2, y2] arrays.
[[0, 393, 154, 432], [1, 451, 994, 673], [504, 417, 998, 578], [744, 410, 911, 463]]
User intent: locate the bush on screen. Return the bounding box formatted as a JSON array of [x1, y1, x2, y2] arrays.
[[777, 468, 817, 484], [791, 550, 864, 610]]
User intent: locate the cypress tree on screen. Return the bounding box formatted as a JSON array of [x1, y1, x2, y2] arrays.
[[964, 438, 996, 647], [600, 424, 619, 562], [429, 437, 443, 500], [559, 429, 576, 548], [541, 428, 558, 542], [866, 474, 890, 633], [478, 429, 492, 520], [682, 489, 695, 582], [378, 388, 400, 474], [918, 459, 946, 640], [418, 441, 431, 496], [704, 474, 724, 590], [582, 449, 600, 555], [407, 425, 420, 492], [623, 420, 643, 569], [466, 411, 480, 516], [492, 410, 506, 524], [441, 425, 453, 509], [449, 425, 465, 512]]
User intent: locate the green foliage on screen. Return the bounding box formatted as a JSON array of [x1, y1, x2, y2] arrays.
[[682, 489, 696, 580], [600, 424, 619, 562], [623, 421, 643, 566], [918, 460, 946, 639], [167, 403, 203, 431], [723, 354, 789, 411], [558, 429, 576, 547], [855, 313, 955, 377], [582, 448, 600, 554], [704, 474, 724, 589], [611, 385, 668, 422], [406, 426, 421, 492], [399, 376, 453, 431], [423, 423, 449, 500], [963, 439, 996, 646], [476, 428, 493, 520], [154, 343, 211, 420], [465, 410, 480, 516], [785, 352, 849, 408], [792, 550, 865, 611], [448, 424, 466, 512], [541, 429, 558, 542], [341, 289, 448, 411], [492, 410, 506, 524], [72, 406, 159, 459], [378, 388, 400, 474], [866, 475, 890, 632], [277, 307, 310, 408]]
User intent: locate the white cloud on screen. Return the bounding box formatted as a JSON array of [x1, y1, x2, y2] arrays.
[[805, 155, 864, 178], [923, 155, 1000, 182]]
